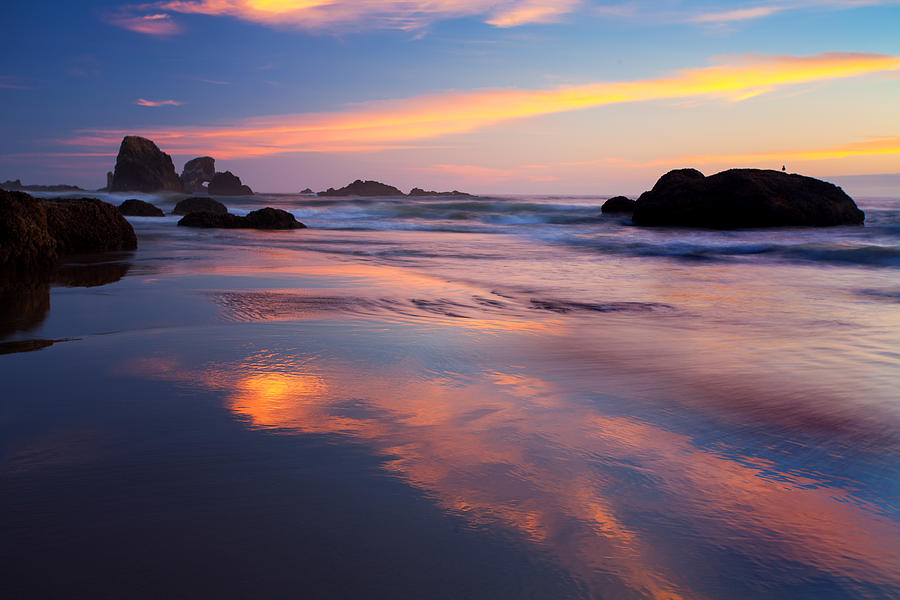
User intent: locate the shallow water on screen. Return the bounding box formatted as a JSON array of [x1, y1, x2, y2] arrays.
[[2, 193, 900, 599]]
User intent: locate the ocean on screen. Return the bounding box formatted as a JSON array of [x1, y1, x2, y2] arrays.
[[2, 191, 899, 599]]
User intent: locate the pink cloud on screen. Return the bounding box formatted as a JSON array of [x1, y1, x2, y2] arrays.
[[107, 12, 182, 35], [135, 98, 185, 107]]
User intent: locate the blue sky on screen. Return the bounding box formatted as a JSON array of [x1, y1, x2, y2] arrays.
[[1, 1, 898, 193]]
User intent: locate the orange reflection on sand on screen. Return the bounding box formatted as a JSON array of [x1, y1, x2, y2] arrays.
[[126, 348, 900, 598]]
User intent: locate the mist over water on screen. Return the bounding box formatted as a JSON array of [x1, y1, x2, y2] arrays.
[[3, 191, 900, 599]]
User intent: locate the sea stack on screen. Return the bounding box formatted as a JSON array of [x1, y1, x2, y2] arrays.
[[208, 171, 253, 196], [109, 136, 183, 193], [181, 157, 216, 193], [632, 168, 865, 228], [318, 180, 404, 197]]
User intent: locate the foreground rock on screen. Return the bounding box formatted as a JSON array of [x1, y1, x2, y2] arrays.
[[41, 197, 138, 254], [173, 196, 227, 215], [118, 199, 165, 217], [632, 169, 865, 228], [181, 156, 216, 193], [109, 136, 183, 193], [178, 207, 306, 230], [0, 190, 58, 274], [601, 196, 636, 214], [319, 180, 404, 197], [408, 187, 472, 197], [1, 190, 137, 274], [208, 171, 253, 195]]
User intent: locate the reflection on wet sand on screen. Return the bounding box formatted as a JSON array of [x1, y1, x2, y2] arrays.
[[127, 344, 900, 599]]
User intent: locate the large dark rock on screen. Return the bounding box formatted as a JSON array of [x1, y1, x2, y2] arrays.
[[601, 196, 636, 214], [41, 197, 138, 254], [318, 180, 404, 197], [173, 196, 227, 215], [208, 171, 253, 196], [118, 199, 165, 217], [0, 190, 58, 274], [178, 207, 305, 230], [110, 136, 183, 193], [181, 156, 216, 193], [632, 168, 865, 228], [408, 187, 472, 197]]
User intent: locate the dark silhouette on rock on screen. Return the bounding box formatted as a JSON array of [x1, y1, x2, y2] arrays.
[[601, 196, 636, 214], [118, 199, 165, 217], [178, 207, 305, 230], [173, 196, 227, 215], [1, 179, 84, 192], [208, 171, 253, 196], [181, 156, 216, 193], [0, 190, 58, 274], [408, 188, 473, 197], [41, 197, 138, 255], [109, 136, 183, 193], [299, 188, 314, 194], [632, 168, 865, 228], [319, 180, 404, 197]]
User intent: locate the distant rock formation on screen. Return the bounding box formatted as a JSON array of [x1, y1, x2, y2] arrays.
[[1, 179, 84, 192], [319, 180, 404, 197], [632, 169, 865, 228], [178, 207, 305, 230], [299, 188, 314, 194], [408, 187, 472, 197], [208, 171, 253, 196], [118, 199, 165, 217], [173, 197, 227, 215], [109, 136, 183, 193], [106, 172, 113, 191], [181, 156, 216, 193], [601, 196, 636, 214]]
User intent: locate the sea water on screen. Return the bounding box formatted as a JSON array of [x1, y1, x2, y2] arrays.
[[2, 192, 899, 599]]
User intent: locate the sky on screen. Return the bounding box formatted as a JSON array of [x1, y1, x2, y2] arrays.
[[1, 0, 898, 195]]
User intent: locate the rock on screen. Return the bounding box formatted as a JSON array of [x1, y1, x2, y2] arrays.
[[318, 180, 404, 197], [408, 187, 473, 197], [632, 168, 865, 228], [0, 190, 58, 274], [1, 179, 84, 192], [40, 197, 138, 254], [299, 188, 314, 194], [173, 196, 227, 215], [118, 199, 165, 217], [178, 207, 306, 230], [244, 207, 306, 229], [181, 156, 216, 193], [110, 136, 183, 193], [106, 171, 114, 191], [601, 196, 636, 214], [208, 171, 253, 196]]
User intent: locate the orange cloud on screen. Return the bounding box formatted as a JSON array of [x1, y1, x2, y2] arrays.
[[643, 136, 900, 167], [135, 98, 185, 107], [148, 0, 581, 31], [68, 52, 900, 158]]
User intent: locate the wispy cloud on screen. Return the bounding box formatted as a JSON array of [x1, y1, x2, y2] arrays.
[[67, 52, 900, 158], [106, 11, 182, 35], [642, 136, 900, 167], [0, 76, 28, 89], [135, 98, 185, 107], [112, 0, 583, 33], [689, 0, 900, 25]]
